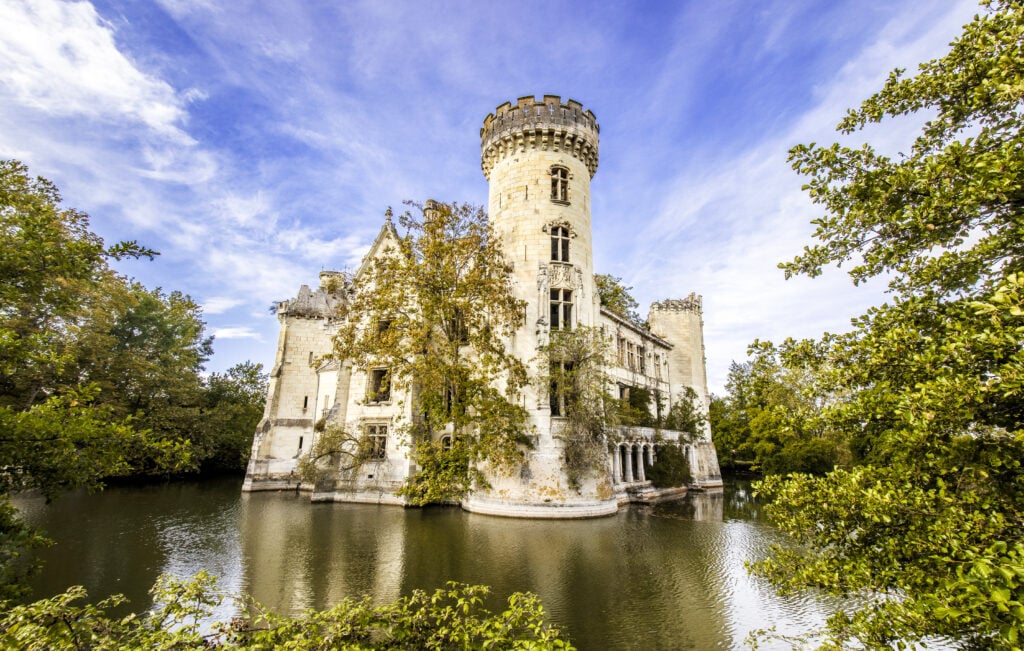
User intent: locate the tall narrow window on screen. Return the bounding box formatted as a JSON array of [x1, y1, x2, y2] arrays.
[[550, 225, 570, 262], [550, 166, 569, 203], [550, 289, 573, 330], [367, 423, 387, 459], [549, 361, 576, 417], [367, 368, 391, 402]]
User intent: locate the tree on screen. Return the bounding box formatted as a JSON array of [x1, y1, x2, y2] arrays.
[[709, 346, 839, 476], [752, 3, 1024, 648], [0, 160, 187, 600], [323, 202, 529, 504], [594, 273, 641, 325], [199, 362, 268, 474], [72, 282, 213, 475]]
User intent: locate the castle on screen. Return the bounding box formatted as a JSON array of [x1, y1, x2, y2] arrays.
[[243, 95, 722, 518]]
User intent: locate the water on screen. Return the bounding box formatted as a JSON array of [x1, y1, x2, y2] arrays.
[[14, 478, 835, 650]]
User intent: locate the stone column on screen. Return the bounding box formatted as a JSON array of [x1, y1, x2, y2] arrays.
[[637, 445, 646, 482], [624, 445, 634, 483], [611, 447, 620, 484]]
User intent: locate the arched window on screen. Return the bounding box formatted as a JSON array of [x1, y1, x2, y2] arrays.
[[550, 166, 569, 203]]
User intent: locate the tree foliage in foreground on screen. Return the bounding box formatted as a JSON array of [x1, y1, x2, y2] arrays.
[[0, 160, 265, 600], [322, 202, 529, 504], [0, 573, 573, 650], [751, 2, 1024, 648]]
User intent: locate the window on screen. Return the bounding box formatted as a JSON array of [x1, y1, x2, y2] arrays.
[[550, 166, 569, 203], [376, 318, 392, 338], [550, 225, 570, 262], [367, 423, 387, 460], [639, 347, 647, 375], [550, 289, 573, 330], [617, 337, 626, 366], [448, 308, 468, 345], [367, 368, 391, 402], [627, 343, 636, 371], [440, 434, 454, 451], [549, 361, 576, 417]]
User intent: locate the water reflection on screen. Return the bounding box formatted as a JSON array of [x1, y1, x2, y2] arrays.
[[17, 478, 833, 650]]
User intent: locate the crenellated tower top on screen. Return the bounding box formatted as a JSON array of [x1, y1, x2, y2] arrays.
[[481, 95, 599, 180]]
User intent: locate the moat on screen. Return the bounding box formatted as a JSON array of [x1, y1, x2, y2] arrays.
[[15, 478, 836, 650]]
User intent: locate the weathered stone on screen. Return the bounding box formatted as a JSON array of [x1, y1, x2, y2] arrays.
[[243, 95, 723, 515]]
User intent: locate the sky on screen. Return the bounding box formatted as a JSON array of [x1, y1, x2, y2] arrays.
[[0, 0, 980, 393]]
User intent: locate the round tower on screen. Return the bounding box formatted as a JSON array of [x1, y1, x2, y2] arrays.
[[482, 96, 600, 335], [463, 95, 616, 518]]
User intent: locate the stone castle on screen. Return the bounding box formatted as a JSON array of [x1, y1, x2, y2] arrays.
[[243, 95, 721, 517]]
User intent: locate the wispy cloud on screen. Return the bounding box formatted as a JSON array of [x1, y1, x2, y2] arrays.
[[210, 326, 262, 341], [0, 0, 981, 393]]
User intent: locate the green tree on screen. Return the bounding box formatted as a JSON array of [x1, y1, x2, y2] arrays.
[[322, 202, 529, 504], [708, 350, 837, 475], [0, 161, 187, 601], [72, 282, 213, 475], [200, 362, 268, 474], [594, 273, 641, 325], [752, 3, 1024, 647]]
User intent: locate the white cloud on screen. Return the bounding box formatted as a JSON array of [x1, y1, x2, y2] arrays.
[[0, 0, 192, 141], [621, 0, 978, 392], [202, 297, 245, 314], [210, 326, 261, 340]]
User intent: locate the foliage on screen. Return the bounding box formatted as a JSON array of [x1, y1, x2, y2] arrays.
[[330, 202, 529, 504], [72, 281, 213, 475], [0, 500, 50, 603], [540, 327, 618, 490], [0, 160, 264, 600], [751, 3, 1024, 648], [594, 273, 642, 325], [0, 160, 155, 411], [645, 442, 691, 489], [0, 573, 574, 650], [200, 362, 268, 474], [617, 385, 655, 427], [709, 350, 838, 475], [661, 386, 708, 439]]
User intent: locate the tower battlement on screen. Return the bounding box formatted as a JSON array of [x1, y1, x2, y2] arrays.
[[651, 293, 703, 315], [480, 95, 600, 179]]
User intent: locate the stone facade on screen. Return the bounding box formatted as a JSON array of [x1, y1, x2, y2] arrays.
[[243, 95, 722, 517]]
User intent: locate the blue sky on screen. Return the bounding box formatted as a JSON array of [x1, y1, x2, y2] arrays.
[[0, 0, 978, 392]]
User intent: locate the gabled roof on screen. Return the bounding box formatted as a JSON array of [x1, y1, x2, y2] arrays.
[[354, 215, 401, 280]]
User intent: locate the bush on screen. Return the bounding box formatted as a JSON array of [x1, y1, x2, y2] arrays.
[[645, 443, 691, 488]]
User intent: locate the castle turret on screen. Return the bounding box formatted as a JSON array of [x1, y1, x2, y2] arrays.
[[464, 95, 617, 517]]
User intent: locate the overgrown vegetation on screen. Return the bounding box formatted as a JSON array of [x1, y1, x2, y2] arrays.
[[540, 327, 619, 490], [746, 3, 1024, 647], [327, 201, 529, 504], [645, 442, 691, 488], [0, 573, 573, 650], [594, 273, 642, 325]]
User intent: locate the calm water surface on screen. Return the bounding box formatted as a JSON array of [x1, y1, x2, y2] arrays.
[[15, 478, 834, 650]]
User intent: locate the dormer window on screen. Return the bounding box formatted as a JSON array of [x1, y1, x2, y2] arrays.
[[551, 225, 570, 262], [550, 166, 569, 203]]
